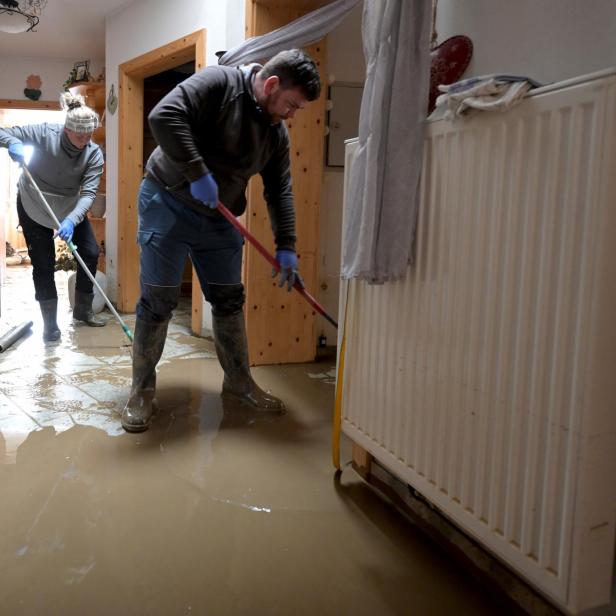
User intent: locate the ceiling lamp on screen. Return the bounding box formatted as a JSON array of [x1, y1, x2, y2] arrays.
[[0, 0, 47, 34]]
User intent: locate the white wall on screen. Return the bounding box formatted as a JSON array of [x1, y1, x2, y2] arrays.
[[0, 57, 103, 102], [327, 2, 365, 84], [435, 0, 616, 84], [318, 2, 364, 345], [104, 0, 245, 308]]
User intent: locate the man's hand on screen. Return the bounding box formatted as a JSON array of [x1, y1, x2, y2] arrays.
[[190, 173, 218, 209], [273, 249, 299, 292], [8, 142, 25, 165], [56, 219, 75, 243]]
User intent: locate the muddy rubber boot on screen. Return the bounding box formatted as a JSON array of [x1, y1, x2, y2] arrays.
[[39, 299, 61, 342], [73, 290, 106, 327], [121, 317, 169, 433], [213, 311, 285, 413]]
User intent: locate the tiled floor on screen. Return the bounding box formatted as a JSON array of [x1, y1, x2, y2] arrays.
[[0, 265, 215, 444], [0, 265, 515, 615]]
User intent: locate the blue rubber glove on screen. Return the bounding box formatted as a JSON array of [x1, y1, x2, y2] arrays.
[[56, 218, 75, 243], [273, 249, 299, 292], [189, 172, 218, 209], [8, 142, 25, 165]]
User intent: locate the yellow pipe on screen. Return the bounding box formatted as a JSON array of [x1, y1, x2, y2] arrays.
[[332, 284, 349, 470]]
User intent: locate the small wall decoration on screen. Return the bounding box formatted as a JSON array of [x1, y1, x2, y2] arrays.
[[23, 74, 42, 100], [106, 84, 118, 115]]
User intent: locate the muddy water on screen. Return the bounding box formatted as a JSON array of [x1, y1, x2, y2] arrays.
[[0, 267, 511, 614]]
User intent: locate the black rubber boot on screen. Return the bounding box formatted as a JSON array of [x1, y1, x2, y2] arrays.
[[213, 311, 285, 413], [39, 299, 61, 342], [73, 290, 106, 327], [121, 317, 169, 433]]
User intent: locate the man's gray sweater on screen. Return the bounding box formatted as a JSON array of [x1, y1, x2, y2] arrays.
[[0, 123, 103, 229]]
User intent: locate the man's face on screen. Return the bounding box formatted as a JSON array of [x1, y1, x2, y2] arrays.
[[64, 128, 93, 150], [262, 77, 308, 124]]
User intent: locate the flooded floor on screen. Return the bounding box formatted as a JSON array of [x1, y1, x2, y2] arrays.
[[0, 266, 515, 615]]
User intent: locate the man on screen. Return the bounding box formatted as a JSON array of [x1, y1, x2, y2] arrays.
[[0, 91, 106, 342], [122, 49, 321, 433]]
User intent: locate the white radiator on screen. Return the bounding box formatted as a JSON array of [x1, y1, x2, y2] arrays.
[[339, 70, 616, 614]]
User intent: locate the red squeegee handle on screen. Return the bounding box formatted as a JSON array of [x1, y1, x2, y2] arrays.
[[217, 201, 338, 330]]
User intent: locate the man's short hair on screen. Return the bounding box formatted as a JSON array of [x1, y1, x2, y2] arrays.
[[260, 49, 321, 101]]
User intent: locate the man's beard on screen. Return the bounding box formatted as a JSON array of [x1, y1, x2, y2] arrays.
[[261, 107, 283, 125]]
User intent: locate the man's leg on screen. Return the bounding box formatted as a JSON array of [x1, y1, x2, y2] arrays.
[[122, 179, 187, 432], [190, 217, 284, 413], [71, 216, 105, 327], [17, 196, 60, 342]]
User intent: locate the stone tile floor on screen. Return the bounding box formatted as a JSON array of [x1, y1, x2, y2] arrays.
[[0, 265, 216, 446]]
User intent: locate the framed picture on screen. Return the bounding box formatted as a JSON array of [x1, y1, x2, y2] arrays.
[[73, 60, 91, 83]]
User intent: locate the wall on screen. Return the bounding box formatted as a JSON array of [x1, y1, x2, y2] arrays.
[[435, 0, 616, 84], [319, 2, 364, 346], [104, 0, 245, 307], [0, 57, 103, 102]]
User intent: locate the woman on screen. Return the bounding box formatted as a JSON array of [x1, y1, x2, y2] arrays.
[[0, 91, 106, 341]]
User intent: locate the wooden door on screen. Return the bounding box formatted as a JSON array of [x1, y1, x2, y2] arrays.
[[244, 0, 327, 365]]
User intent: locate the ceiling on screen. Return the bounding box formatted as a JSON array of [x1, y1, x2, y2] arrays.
[[0, 0, 136, 60]]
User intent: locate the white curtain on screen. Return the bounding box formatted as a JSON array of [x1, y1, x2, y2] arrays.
[[342, 0, 431, 283], [218, 0, 360, 67]]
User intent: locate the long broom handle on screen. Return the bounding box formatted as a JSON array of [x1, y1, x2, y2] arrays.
[[21, 165, 134, 342], [216, 201, 338, 329]]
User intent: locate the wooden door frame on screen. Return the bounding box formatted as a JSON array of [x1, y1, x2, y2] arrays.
[[243, 0, 327, 365], [117, 29, 206, 333]]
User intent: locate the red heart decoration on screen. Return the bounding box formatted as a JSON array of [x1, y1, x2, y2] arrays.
[[429, 35, 473, 113]]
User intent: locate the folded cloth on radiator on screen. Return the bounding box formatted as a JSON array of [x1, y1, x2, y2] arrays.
[[436, 74, 542, 119]]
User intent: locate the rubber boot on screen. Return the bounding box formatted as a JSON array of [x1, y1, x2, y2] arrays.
[[73, 290, 106, 327], [39, 299, 61, 342], [121, 317, 169, 433], [213, 311, 285, 413]]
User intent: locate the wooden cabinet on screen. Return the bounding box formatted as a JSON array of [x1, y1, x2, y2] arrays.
[[69, 82, 106, 272]]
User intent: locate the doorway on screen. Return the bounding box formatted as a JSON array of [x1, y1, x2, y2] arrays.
[[0, 103, 63, 304], [117, 29, 206, 334]]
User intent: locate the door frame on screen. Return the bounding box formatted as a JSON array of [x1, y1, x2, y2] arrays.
[[117, 29, 206, 333]]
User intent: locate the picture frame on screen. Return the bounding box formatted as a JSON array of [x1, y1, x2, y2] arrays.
[[73, 60, 91, 83]]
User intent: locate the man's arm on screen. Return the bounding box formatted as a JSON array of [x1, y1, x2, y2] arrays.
[[260, 130, 296, 251], [147, 67, 227, 183]]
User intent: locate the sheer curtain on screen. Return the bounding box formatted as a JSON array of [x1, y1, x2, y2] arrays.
[[342, 0, 431, 283], [218, 0, 360, 67]]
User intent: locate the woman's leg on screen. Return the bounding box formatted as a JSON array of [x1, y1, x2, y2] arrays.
[[16, 194, 60, 341], [71, 216, 105, 326], [71, 217, 99, 294], [16, 195, 57, 301]]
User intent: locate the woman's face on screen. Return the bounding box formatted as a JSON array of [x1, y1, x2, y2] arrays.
[[64, 128, 92, 150]]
